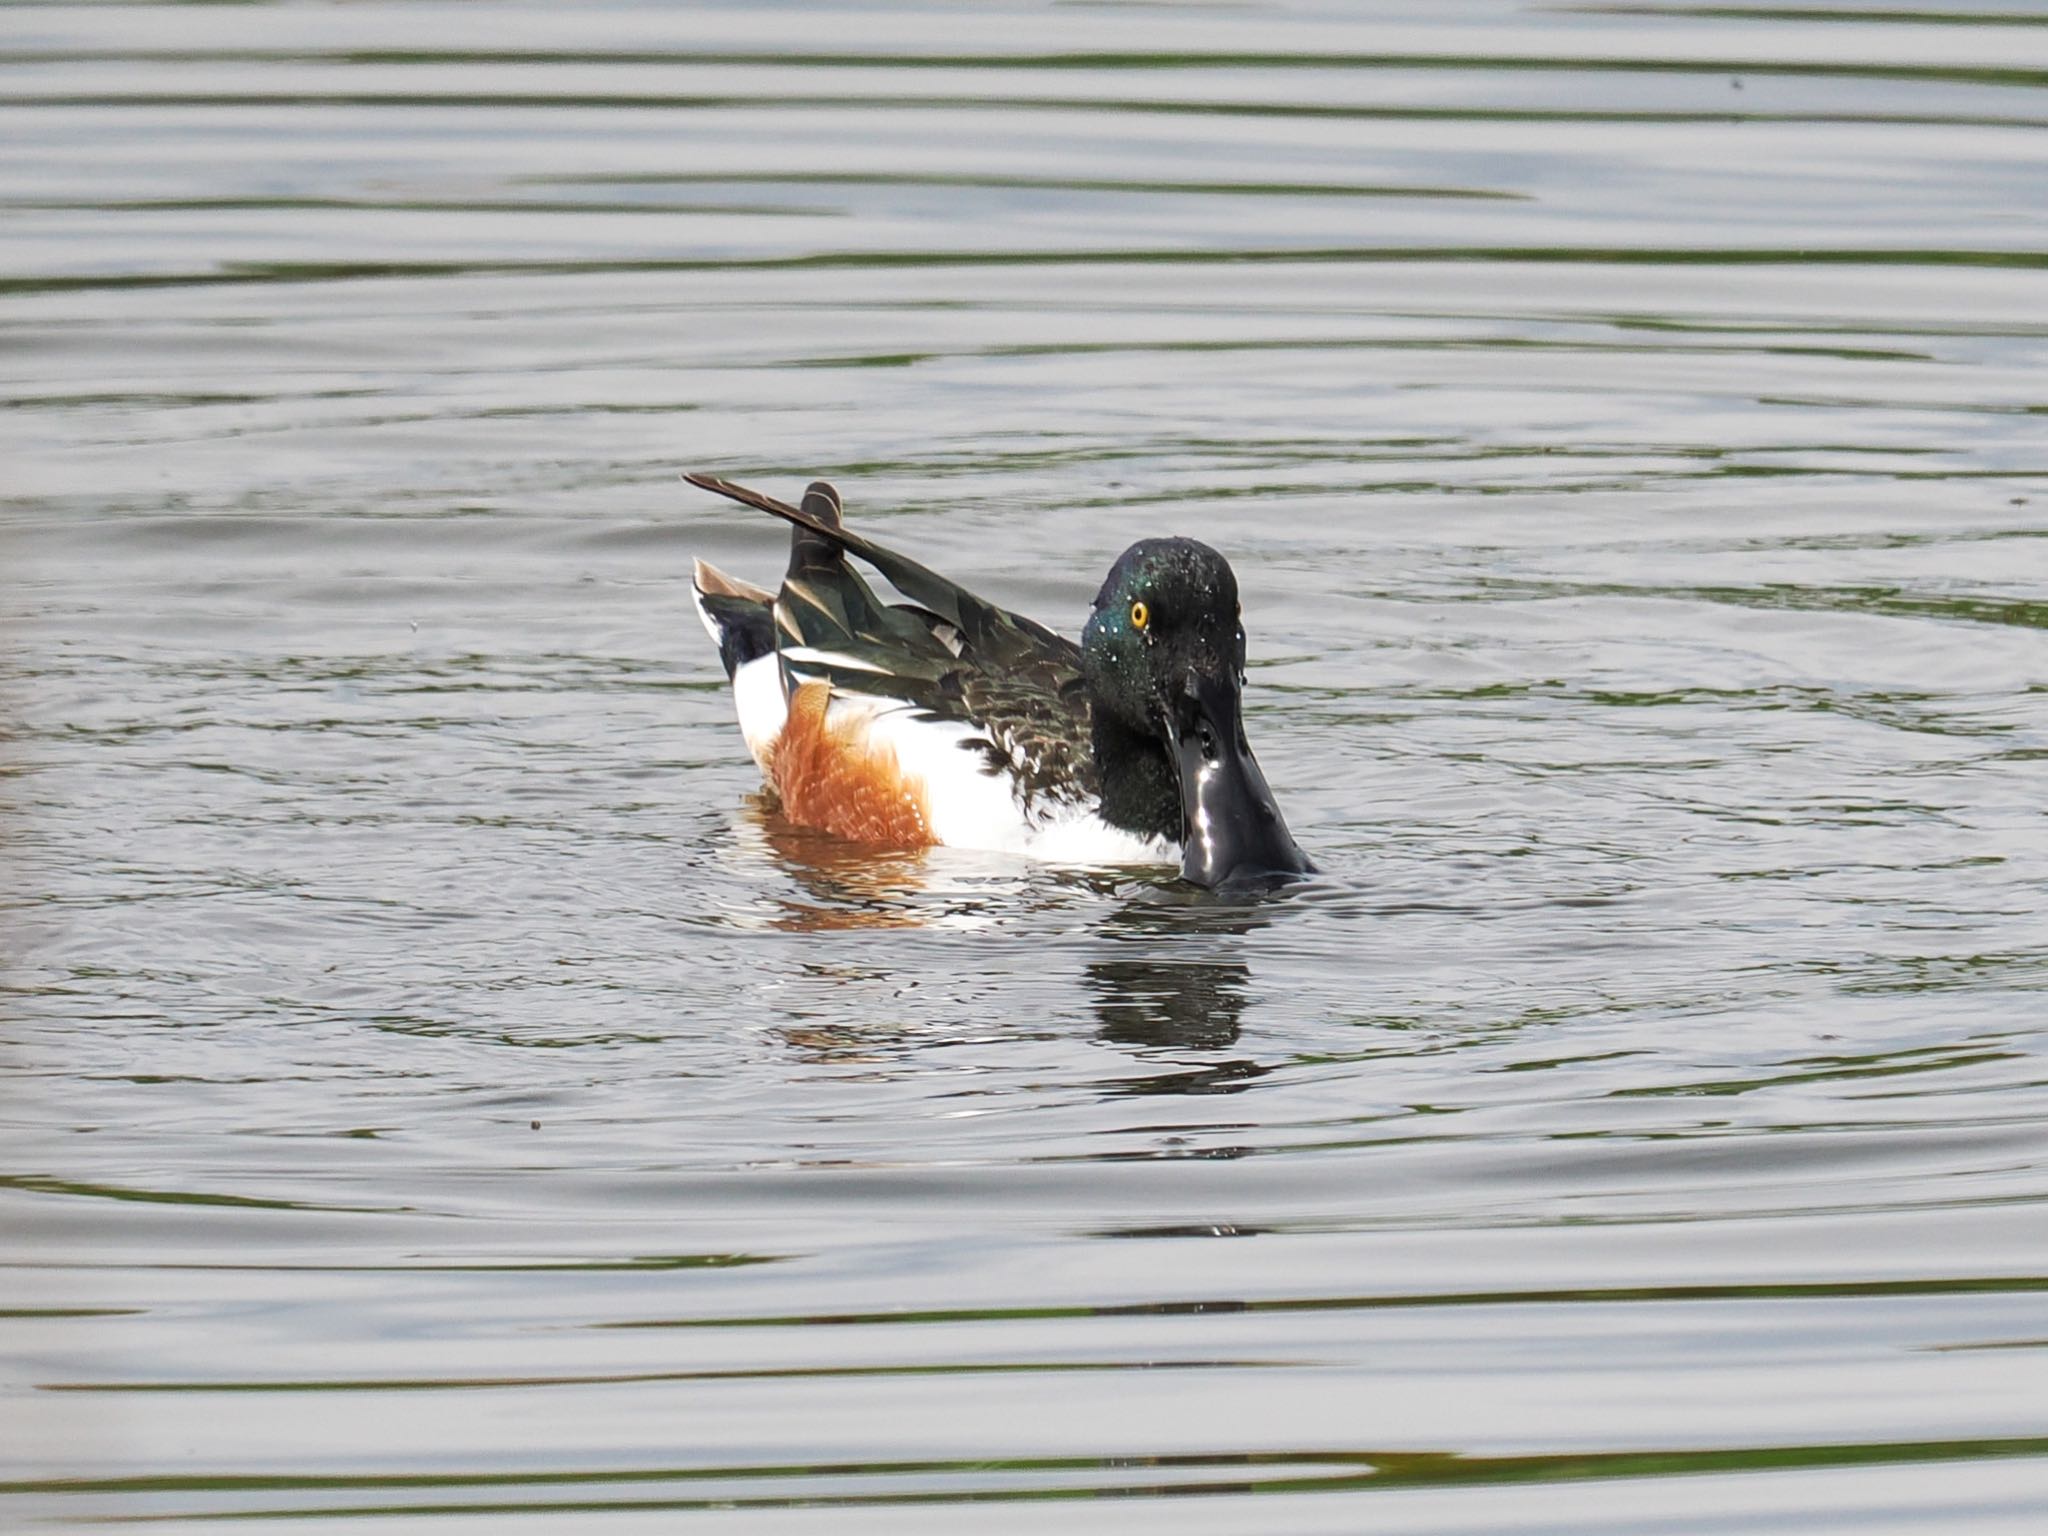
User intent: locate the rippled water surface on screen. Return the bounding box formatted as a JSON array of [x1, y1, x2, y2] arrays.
[[5, 1, 2048, 1530]]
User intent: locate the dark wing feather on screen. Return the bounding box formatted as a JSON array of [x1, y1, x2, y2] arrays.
[[686, 471, 1099, 805], [684, 472, 1081, 675], [773, 568, 963, 708]]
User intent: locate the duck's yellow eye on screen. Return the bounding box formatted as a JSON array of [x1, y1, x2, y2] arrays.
[[1130, 600, 1150, 631]]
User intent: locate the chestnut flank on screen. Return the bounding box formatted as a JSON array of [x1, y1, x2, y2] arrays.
[[770, 682, 935, 848]]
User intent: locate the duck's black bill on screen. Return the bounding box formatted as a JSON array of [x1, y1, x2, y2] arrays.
[[1167, 672, 1313, 890]]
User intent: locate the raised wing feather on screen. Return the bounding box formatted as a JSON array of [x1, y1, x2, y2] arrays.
[[685, 472, 1081, 675]]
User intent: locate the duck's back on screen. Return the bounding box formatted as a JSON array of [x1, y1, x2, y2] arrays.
[[690, 476, 1175, 866]]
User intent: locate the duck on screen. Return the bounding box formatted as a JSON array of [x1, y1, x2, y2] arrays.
[[686, 472, 1311, 889]]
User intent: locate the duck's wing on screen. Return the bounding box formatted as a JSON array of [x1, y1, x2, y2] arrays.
[[684, 472, 1081, 677], [942, 662, 1100, 806], [772, 503, 962, 697], [686, 472, 1099, 804]]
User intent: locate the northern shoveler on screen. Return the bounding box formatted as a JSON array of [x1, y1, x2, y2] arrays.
[[686, 472, 1311, 889]]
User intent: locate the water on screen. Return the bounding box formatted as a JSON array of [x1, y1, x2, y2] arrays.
[[5, 1, 2048, 1529]]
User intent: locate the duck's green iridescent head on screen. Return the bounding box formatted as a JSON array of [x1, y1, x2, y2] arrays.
[[1081, 538, 1311, 888]]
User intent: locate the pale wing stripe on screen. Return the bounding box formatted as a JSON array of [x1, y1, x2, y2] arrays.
[[780, 645, 893, 675]]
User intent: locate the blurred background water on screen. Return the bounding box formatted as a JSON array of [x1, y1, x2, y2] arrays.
[[4, 1, 2048, 1530]]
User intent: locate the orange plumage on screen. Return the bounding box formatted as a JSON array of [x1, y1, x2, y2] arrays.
[[769, 682, 934, 848]]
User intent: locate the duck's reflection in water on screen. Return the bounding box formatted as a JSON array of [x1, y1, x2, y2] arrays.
[[1088, 891, 1274, 1096], [745, 795, 935, 932], [739, 798, 1284, 1090], [1089, 956, 1248, 1052]]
